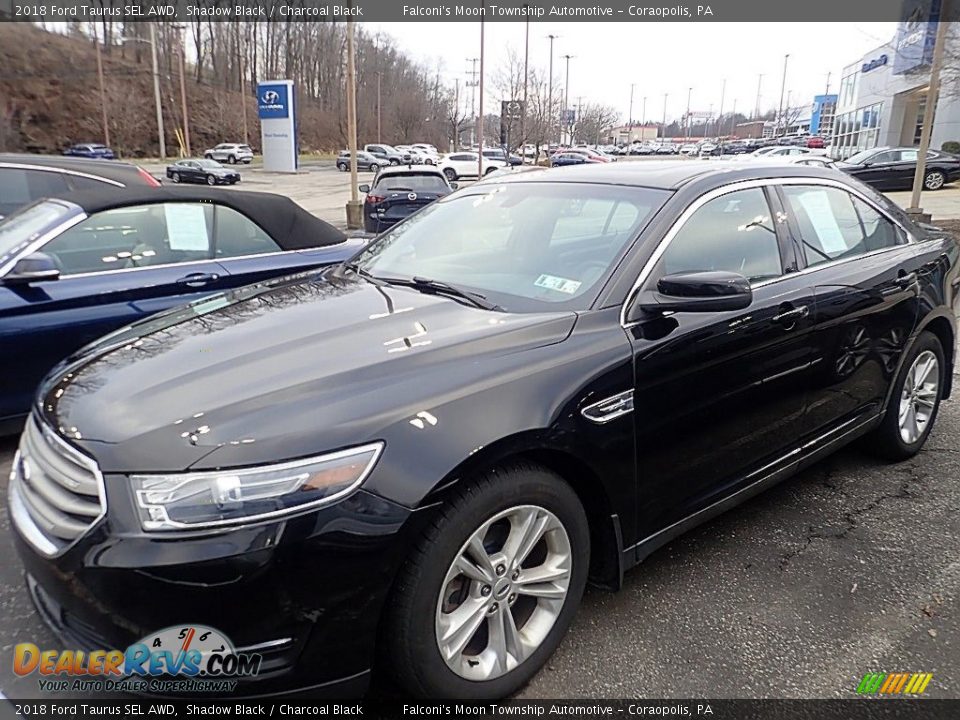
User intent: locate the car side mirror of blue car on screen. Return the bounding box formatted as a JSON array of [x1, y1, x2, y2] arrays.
[[3, 252, 61, 285]]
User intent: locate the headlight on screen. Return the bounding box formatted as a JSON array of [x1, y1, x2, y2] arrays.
[[131, 443, 383, 531]]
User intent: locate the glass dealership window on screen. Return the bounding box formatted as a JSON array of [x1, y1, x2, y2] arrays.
[[830, 103, 882, 160]]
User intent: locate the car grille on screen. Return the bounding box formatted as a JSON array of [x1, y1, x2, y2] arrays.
[[9, 416, 105, 556]]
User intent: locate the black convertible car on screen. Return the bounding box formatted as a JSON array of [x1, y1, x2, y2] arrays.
[[10, 162, 958, 699], [837, 146, 960, 190]]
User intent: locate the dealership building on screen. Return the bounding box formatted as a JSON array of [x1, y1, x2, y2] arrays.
[[831, 19, 960, 159]]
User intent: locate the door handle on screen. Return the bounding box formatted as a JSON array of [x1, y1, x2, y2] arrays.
[[772, 304, 809, 326], [896, 271, 918, 288], [176, 272, 219, 288]]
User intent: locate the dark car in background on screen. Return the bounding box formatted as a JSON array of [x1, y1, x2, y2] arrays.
[[360, 165, 454, 234], [0, 154, 159, 219], [166, 158, 241, 185], [63, 143, 116, 160], [837, 146, 960, 191], [10, 162, 956, 699], [0, 186, 362, 433], [337, 150, 382, 173], [549, 152, 589, 167], [482, 148, 523, 166]]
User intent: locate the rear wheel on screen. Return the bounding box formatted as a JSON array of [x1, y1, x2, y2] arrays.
[[924, 169, 946, 190], [337, 163, 347, 172], [865, 331, 945, 460], [384, 463, 589, 699], [484, 166, 497, 176], [390, 158, 400, 165], [369, 163, 380, 173], [204, 153, 213, 160], [227, 155, 237, 165], [170, 172, 180, 183], [443, 168, 457, 182]]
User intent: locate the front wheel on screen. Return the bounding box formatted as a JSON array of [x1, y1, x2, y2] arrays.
[[170, 172, 180, 183], [443, 168, 457, 182], [865, 331, 945, 461], [390, 158, 400, 165], [484, 166, 498, 176], [924, 169, 946, 190], [384, 463, 589, 699], [204, 153, 213, 160], [369, 163, 380, 173], [206, 174, 216, 186], [337, 163, 347, 172]]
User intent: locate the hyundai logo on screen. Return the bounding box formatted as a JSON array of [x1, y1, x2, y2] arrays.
[[261, 90, 281, 104]]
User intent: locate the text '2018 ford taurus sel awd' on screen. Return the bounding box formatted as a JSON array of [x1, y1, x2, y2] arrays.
[[10, 162, 959, 698]]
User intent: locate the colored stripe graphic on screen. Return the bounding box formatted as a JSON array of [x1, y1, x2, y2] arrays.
[[858, 672, 933, 694]]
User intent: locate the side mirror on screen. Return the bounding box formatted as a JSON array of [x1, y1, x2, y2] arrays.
[[627, 271, 752, 321], [449, 182, 459, 190], [358, 184, 370, 193], [3, 252, 61, 285]]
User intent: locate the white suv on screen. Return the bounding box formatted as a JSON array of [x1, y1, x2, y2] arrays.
[[204, 143, 254, 164]]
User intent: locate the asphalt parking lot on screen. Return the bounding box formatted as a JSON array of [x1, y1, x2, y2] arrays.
[[1, 352, 958, 699]]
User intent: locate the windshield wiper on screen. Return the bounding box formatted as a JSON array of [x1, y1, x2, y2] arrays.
[[383, 276, 503, 311], [341, 261, 388, 286]]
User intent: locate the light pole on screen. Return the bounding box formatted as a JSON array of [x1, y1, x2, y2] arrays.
[[729, 98, 737, 136], [685, 87, 692, 140], [123, 27, 165, 158], [466, 57, 479, 146], [172, 23, 190, 156], [345, 16, 361, 229], [94, 31, 109, 147], [777, 54, 789, 136], [477, 5, 485, 179], [521, 10, 529, 161], [662, 93, 668, 139], [562, 54, 574, 145], [755, 73, 763, 119], [547, 34, 558, 145], [641, 96, 647, 137], [628, 83, 635, 129], [718, 78, 726, 138]]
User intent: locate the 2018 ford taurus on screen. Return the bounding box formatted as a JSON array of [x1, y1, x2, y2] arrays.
[[10, 162, 958, 699]]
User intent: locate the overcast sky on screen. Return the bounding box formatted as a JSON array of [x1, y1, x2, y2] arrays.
[[366, 22, 898, 122]]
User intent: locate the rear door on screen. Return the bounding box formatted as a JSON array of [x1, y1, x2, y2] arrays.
[[0, 201, 229, 420], [777, 181, 928, 440]]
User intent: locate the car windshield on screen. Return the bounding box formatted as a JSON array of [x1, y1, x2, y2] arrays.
[[374, 173, 449, 192], [0, 200, 76, 271], [843, 149, 880, 165], [352, 182, 670, 312], [197, 159, 223, 168]]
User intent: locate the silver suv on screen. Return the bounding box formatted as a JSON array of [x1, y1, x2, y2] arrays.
[[203, 143, 254, 164]]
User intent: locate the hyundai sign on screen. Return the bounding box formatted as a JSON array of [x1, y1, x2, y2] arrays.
[[892, 0, 940, 74], [258, 83, 289, 119], [257, 80, 297, 173]]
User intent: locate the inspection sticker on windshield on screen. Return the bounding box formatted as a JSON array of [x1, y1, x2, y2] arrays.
[[535, 274, 582, 294]]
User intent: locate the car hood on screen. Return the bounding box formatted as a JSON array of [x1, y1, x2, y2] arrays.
[[40, 272, 576, 472]]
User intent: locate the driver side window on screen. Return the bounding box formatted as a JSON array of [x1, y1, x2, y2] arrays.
[[658, 188, 784, 284]]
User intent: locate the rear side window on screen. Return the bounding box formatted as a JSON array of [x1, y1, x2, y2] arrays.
[[782, 186, 901, 267], [213, 206, 281, 259], [0, 168, 70, 217]]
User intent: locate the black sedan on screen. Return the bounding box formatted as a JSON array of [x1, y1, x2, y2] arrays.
[[360, 166, 454, 234], [837, 146, 960, 190], [10, 163, 958, 699], [166, 158, 240, 185]]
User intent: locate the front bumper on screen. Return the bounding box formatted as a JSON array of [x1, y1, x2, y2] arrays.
[[11, 483, 426, 697]]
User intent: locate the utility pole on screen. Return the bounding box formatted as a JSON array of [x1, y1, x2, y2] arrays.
[[174, 24, 190, 156], [345, 16, 361, 229], [729, 98, 737, 136], [820, 71, 832, 137], [641, 96, 647, 136], [477, 4, 485, 178], [94, 31, 109, 147], [628, 83, 635, 128], [777, 54, 789, 136], [466, 57, 479, 146], [685, 87, 692, 139], [148, 23, 165, 159], [908, 0, 950, 218], [562, 54, 574, 145], [237, 24, 248, 145], [718, 78, 726, 138], [547, 34, 558, 146], [755, 73, 763, 119], [575, 95, 584, 145], [521, 10, 529, 162], [662, 93, 668, 139]]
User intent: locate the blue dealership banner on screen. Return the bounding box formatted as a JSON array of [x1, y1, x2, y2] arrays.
[[892, 0, 941, 74], [257, 83, 289, 120]]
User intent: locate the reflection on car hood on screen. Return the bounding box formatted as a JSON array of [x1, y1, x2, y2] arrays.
[[40, 273, 576, 472]]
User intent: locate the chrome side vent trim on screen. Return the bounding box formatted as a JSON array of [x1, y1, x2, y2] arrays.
[[581, 390, 634, 424]]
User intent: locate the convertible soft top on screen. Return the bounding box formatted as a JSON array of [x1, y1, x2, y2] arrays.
[[41, 186, 347, 250]]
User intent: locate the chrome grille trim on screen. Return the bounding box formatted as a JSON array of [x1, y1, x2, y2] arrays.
[[9, 416, 106, 557]]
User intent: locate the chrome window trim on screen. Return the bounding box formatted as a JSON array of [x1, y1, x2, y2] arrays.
[[0, 162, 126, 188], [58, 249, 295, 280], [620, 176, 919, 328], [0, 205, 86, 277]]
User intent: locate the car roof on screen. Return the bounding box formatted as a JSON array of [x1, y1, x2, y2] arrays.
[[41, 186, 346, 249], [375, 165, 445, 176], [479, 159, 851, 191], [0, 153, 150, 185]]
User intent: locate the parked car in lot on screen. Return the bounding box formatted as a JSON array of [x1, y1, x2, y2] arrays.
[[0, 154, 159, 220], [10, 161, 957, 699], [364, 144, 414, 165], [337, 150, 382, 172], [549, 152, 590, 167], [567, 148, 614, 163], [482, 148, 523, 166], [679, 143, 699, 156], [203, 143, 254, 164], [166, 158, 241, 185], [836, 146, 960, 190], [359, 165, 455, 233], [0, 186, 361, 432], [655, 143, 679, 155], [62, 144, 115, 160], [438, 151, 505, 181]]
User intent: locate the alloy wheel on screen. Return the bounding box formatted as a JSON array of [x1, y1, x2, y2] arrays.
[[898, 350, 939, 444], [924, 171, 945, 190], [435, 504, 572, 682]]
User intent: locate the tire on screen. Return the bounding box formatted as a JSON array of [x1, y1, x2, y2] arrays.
[[484, 166, 498, 176], [337, 163, 347, 172], [206, 174, 216, 186], [425, 158, 434, 165], [227, 155, 237, 165], [865, 331, 945, 461], [204, 153, 213, 160], [390, 158, 400, 166], [171, 172, 180, 183], [443, 168, 457, 182], [384, 462, 589, 699], [369, 163, 380, 173], [924, 169, 946, 190]]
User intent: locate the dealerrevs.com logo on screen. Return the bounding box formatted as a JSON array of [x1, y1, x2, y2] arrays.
[[13, 625, 262, 693]]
